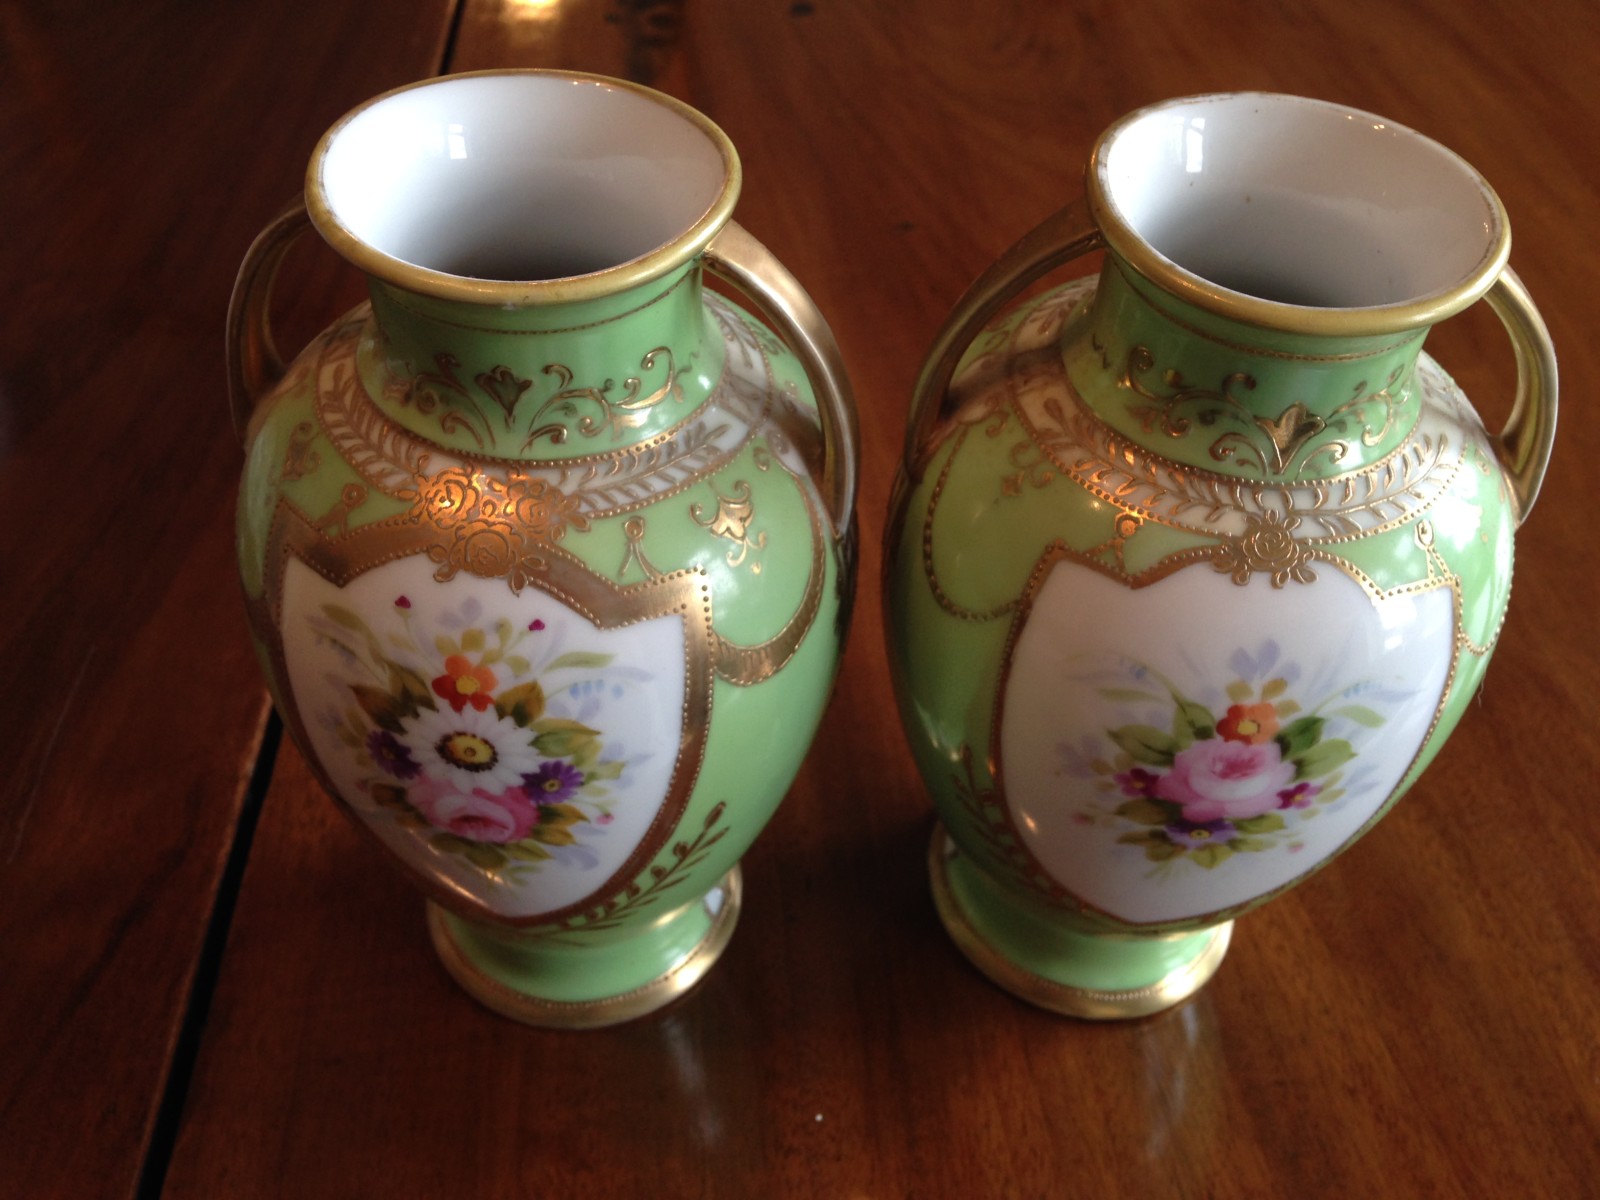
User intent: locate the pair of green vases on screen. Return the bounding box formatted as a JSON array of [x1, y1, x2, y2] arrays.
[[232, 74, 1554, 1026]]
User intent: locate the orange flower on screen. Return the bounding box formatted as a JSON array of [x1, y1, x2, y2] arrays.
[[432, 654, 498, 713], [1217, 702, 1279, 745]]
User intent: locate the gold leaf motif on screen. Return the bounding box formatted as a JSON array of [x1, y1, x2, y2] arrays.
[[476, 364, 534, 427], [282, 421, 321, 482], [1250, 403, 1327, 473], [1122, 346, 1408, 478], [690, 480, 768, 568]]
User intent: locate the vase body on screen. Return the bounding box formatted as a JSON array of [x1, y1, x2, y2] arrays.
[[885, 93, 1555, 1018], [232, 71, 858, 1026]]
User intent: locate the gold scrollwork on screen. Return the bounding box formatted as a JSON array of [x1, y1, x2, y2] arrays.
[[691, 480, 768, 570], [521, 347, 683, 449], [383, 345, 683, 451], [1123, 347, 1410, 476], [384, 353, 493, 449], [949, 744, 1069, 906]]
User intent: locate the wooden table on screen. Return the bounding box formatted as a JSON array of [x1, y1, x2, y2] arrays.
[[3, 1, 1597, 1195]]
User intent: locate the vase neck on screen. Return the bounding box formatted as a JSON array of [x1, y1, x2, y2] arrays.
[[1070, 254, 1432, 480], [359, 262, 716, 461]]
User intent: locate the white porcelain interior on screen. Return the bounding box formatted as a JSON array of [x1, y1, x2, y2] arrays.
[[316, 73, 728, 281], [1097, 94, 1501, 309]]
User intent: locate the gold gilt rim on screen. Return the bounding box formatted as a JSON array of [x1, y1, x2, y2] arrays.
[[425, 866, 742, 1029], [928, 828, 1232, 1019], [307, 69, 740, 307], [1087, 92, 1510, 337]]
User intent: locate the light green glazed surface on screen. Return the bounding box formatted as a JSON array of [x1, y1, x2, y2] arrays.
[[887, 256, 1517, 956]]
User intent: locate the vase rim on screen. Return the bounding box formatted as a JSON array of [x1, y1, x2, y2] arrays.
[[306, 69, 741, 307], [1087, 92, 1510, 337]]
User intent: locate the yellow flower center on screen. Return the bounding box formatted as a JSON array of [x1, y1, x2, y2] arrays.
[[455, 674, 481, 696], [439, 732, 496, 771]]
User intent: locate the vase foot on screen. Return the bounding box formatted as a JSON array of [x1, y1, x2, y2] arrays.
[[928, 825, 1231, 1019], [426, 866, 742, 1029]]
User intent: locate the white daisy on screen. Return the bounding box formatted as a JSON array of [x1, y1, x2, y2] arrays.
[[401, 704, 542, 792]]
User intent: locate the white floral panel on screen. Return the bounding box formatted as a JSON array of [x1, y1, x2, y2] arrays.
[[280, 557, 687, 920], [1000, 563, 1454, 926]]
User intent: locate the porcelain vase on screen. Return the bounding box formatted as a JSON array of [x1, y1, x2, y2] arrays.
[[230, 70, 858, 1027], [885, 93, 1556, 1018]]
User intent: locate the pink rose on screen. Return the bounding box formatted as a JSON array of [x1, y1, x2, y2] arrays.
[[408, 777, 537, 843], [1155, 738, 1296, 822]]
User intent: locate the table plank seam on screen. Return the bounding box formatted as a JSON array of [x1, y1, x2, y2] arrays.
[[133, 714, 284, 1200]]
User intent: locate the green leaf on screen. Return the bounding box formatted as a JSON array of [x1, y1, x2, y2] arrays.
[[1262, 677, 1289, 700], [1226, 680, 1254, 703], [1233, 812, 1286, 834], [1143, 840, 1183, 862], [1231, 837, 1272, 853], [351, 684, 406, 733], [1277, 716, 1325, 759], [435, 634, 460, 657], [1333, 704, 1386, 728], [322, 604, 371, 634], [1172, 700, 1216, 744], [1296, 738, 1356, 780], [1108, 724, 1179, 766], [461, 628, 486, 653], [503, 842, 552, 862], [535, 825, 577, 847], [537, 802, 587, 830], [1190, 843, 1236, 869], [461, 842, 508, 869], [546, 651, 615, 671], [369, 783, 409, 812], [496, 681, 546, 726], [1115, 798, 1175, 826], [587, 760, 625, 782], [532, 718, 601, 757], [505, 655, 531, 675], [387, 662, 433, 707]]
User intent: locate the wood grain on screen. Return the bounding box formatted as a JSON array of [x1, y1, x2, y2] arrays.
[[19, 0, 1593, 1194], [0, 2, 455, 1196]]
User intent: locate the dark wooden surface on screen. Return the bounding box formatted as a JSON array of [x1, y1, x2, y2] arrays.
[[2, 1, 1597, 1196]]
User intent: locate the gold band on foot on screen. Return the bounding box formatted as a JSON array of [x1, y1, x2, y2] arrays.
[[929, 829, 1231, 1020], [427, 867, 742, 1029]]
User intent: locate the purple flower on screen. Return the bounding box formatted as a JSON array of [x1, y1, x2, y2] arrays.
[[367, 729, 421, 780], [1277, 781, 1322, 810], [522, 759, 585, 804], [1115, 767, 1162, 798], [1163, 817, 1237, 849]]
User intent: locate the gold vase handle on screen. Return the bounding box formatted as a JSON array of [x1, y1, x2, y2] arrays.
[[704, 221, 859, 537], [905, 196, 1105, 471], [1483, 267, 1558, 523], [226, 198, 311, 442]]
